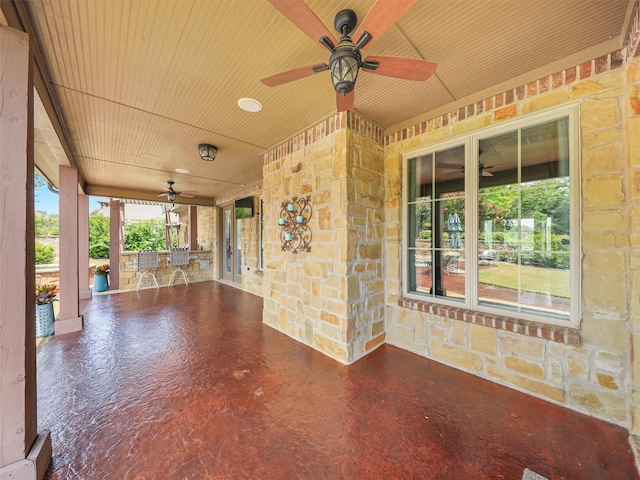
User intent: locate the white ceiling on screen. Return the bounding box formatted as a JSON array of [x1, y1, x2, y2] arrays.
[[1, 0, 635, 205]]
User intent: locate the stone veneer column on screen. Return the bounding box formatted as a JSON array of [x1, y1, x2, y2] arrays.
[[628, 57, 640, 435], [57, 165, 83, 334], [0, 24, 52, 479], [263, 113, 385, 364]]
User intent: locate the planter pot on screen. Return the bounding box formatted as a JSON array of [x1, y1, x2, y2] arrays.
[[93, 273, 109, 292], [35, 303, 55, 338]]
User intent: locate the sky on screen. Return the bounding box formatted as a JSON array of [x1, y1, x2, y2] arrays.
[[35, 181, 106, 214]]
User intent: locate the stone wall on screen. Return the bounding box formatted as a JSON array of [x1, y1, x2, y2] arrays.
[[197, 206, 218, 279], [384, 51, 640, 429], [118, 250, 213, 290], [262, 115, 386, 363]]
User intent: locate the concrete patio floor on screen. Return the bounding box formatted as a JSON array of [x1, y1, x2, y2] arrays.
[[37, 281, 638, 479]]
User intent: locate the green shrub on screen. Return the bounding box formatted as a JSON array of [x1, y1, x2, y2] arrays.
[[35, 243, 55, 264]]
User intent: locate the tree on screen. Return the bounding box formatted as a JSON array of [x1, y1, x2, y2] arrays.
[[124, 219, 166, 251], [35, 211, 59, 236], [35, 242, 55, 264]]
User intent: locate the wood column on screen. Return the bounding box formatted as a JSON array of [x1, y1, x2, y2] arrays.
[[109, 199, 122, 290], [0, 24, 51, 479], [78, 194, 92, 299], [56, 166, 83, 334], [189, 206, 198, 249]]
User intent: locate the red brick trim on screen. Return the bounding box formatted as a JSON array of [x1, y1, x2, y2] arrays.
[[385, 48, 627, 146], [263, 111, 384, 166], [398, 297, 580, 346]]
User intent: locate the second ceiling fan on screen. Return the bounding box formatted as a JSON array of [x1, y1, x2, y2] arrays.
[[261, 0, 437, 112]]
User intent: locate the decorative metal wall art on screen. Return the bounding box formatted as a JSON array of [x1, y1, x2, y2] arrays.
[[279, 196, 312, 253]]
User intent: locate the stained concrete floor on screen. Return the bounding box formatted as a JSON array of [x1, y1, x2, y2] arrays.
[[37, 281, 638, 479]]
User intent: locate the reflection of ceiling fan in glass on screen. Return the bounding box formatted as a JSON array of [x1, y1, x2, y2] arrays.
[[438, 162, 494, 177]]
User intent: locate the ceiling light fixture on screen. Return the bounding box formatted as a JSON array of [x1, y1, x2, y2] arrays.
[[237, 98, 262, 112], [198, 143, 218, 162]]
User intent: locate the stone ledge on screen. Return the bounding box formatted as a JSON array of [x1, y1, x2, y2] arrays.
[[398, 298, 580, 345]]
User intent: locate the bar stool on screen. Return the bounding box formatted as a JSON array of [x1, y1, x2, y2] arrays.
[[136, 250, 160, 292], [168, 249, 190, 286]]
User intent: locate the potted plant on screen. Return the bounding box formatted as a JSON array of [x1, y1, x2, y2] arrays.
[[93, 263, 110, 292], [35, 283, 58, 338]]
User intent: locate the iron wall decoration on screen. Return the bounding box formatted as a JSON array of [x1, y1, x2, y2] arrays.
[[279, 196, 312, 253]]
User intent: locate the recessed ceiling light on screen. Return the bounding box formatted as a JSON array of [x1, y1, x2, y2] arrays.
[[238, 98, 262, 112], [175, 168, 189, 174]]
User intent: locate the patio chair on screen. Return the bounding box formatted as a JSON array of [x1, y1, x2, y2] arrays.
[[168, 248, 190, 286], [136, 250, 160, 292], [479, 249, 497, 265], [442, 252, 460, 275]]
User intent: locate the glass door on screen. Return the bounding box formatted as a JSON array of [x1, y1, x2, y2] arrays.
[[221, 203, 241, 284]]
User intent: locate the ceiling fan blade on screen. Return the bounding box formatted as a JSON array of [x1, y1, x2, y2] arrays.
[[482, 170, 494, 177], [178, 193, 196, 198], [261, 63, 327, 87], [353, 0, 416, 51], [157, 193, 168, 197], [267, 0, 337, 46], [363, 56, 437, 81], [336, 91, 354, 112]]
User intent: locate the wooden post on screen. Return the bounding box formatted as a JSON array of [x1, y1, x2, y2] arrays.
[[79, 194, 92, 299], [57, 166, 83, 334], [0, 24, 52, 479], [109, 199, 121, 290], [189, 206, 198, 249]]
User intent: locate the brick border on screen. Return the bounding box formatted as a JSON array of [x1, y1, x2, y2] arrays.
[[263, 111, 384, 166], [385, 48, 626, 145], [398, 297, 580, 346]]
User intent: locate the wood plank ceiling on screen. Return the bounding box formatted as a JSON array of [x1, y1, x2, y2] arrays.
[[1, 0, 634, 205]]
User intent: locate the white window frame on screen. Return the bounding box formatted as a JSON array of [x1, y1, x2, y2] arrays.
[[402, 105, 581, 328]]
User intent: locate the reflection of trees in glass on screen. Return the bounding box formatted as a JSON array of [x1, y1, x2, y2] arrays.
[[479, 179, 569, 235], [477, 178, 570, 268], [418, 177, 569, 268], [416, 199, 431, 240]]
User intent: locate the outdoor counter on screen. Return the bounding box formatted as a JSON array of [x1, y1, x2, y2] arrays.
[[118, 250, 213, 291]]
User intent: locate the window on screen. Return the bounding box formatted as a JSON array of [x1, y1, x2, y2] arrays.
[[403, 107, 580, 326]]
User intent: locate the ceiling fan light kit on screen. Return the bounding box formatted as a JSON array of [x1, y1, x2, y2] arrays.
[[198, 143, 218, 162], [158, 180, 198, 202], [263, 0, 437, 112]]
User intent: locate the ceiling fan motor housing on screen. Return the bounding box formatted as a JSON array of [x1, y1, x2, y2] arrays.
[[334, 9, 357, 34]]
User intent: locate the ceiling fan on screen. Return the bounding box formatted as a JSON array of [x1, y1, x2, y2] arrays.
[[261, 0, 437, 112], [158, 181, 198, 202]]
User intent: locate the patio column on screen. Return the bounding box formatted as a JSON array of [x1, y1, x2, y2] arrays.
[[79, 194, 92, 299], [109, 199, 122, 290], [0, 24, 52, 479], [56, 165, 83, 334], [189, 206, 197, 248]]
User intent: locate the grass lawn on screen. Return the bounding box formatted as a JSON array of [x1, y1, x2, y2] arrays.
[[479, 262, 570, 298]]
